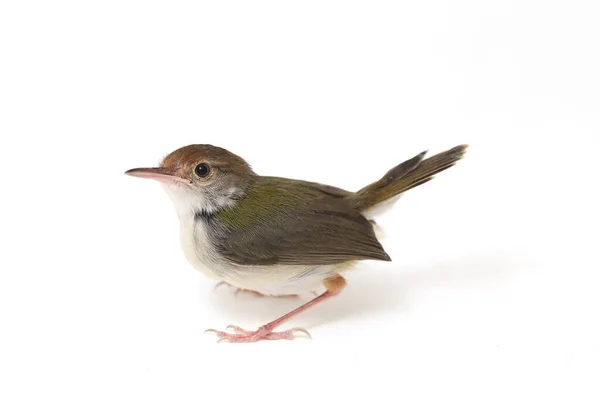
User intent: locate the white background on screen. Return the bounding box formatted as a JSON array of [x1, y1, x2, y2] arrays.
[[1, 1, 598, 399]]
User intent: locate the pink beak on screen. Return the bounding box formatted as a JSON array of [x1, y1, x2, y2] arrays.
[[124, 167, 189, 184]]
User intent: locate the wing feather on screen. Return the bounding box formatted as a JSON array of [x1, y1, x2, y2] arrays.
[[212, 178, 391, 266]]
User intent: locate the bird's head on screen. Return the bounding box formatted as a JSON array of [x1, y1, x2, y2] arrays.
[[125, 144, 256, 216]]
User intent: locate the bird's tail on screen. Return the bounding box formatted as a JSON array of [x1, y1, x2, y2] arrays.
[[353, 144, 468, 212]]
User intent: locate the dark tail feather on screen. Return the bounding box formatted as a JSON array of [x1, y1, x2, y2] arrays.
[[353, 144, 468, 211]]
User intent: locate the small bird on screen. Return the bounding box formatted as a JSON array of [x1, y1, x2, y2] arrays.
[[125, 143, 468, 343]]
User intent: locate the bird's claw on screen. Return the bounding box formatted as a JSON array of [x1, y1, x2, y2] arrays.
[[204, 325, 312, 343]]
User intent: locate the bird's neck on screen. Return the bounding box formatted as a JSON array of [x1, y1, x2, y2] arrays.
[[162, 184, 244, 223]]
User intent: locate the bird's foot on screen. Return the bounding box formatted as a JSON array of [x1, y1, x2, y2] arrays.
[[205, 325, 311, 343]]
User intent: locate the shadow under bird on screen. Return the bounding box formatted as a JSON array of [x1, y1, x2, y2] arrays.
[[125, 143, 468, 342]]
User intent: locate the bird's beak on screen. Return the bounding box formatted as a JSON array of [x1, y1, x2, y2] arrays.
[[124, 168, 189, 184]]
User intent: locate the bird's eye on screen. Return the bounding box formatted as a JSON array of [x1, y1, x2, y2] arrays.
[[194, 163, 210, 177]]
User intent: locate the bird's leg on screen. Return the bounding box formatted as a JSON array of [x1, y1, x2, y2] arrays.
[[214, 281, 231, 290], [206, 274, 347, 343], [214, 281, 299, 298]]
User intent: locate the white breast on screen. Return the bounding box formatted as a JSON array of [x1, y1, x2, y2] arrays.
[[163, 183, 230, 281], [178, 217, 224, 281]]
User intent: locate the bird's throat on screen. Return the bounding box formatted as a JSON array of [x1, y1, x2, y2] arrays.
[[162, 183, 243, 222]]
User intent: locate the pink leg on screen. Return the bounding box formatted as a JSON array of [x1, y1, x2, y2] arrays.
[[214, 281, 299, 299], [206, 275, 347, 343]]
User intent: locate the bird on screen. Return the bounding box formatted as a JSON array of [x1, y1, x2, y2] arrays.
[[125, 143, 468, 342]]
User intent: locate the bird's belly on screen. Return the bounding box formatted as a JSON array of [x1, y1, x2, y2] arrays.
[[222, 264, 345, 296], [180, 219, 354, 296]]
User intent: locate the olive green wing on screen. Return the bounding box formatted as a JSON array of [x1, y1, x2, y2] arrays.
[[212, 178, 391, 266]]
